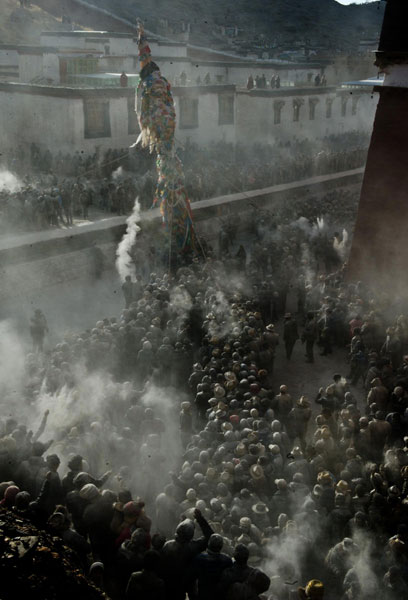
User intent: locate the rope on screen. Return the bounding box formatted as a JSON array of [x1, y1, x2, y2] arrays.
[[168, 193, 174, 276]]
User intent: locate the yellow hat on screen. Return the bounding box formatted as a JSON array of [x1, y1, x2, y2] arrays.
[[305, 579, 324, 599]]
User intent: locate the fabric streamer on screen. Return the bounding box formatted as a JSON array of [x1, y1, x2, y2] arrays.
[[136, 24, 195, 255]]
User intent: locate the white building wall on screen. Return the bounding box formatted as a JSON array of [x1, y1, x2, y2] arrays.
[[156, 43, 187, 58], [42, 53, 60, 83], [41, 33, 86, 50], [0, 88, 135, 154], [68, 95, 136, 152], [107, 37, 138, 56], [0, 84, 378, 158], [98, 55, 137, 74], [235, 90, 379, 146], [159, 59, 194, 84], [19, 54, 43, 83], [173, 91, 235, 146], [0, 90, 77, 151], [0, 48, 19, 66]]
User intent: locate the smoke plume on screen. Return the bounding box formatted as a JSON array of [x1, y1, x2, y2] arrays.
[[115, 198, 141, 282]]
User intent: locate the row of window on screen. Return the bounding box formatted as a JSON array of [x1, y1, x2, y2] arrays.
[[178, 95, 235, 129], [275, 95, 360, 125], [82, 95, 235, 138], [82, 94, 359, 139], [178, 94, 359, 129]]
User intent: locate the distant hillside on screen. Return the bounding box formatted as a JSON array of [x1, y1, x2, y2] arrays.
[[90, 0, 385, 52], [0, 0, 67, 45], [0, 0, 385, 55]]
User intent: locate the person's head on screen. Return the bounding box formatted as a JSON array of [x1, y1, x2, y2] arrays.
[[151, 533, 166, 551], [89, 562, 104, 588], [68, 454, 83, 471], [234, 543, 249, 565], [123, 500, 144, 522], [175, 518, 195, 543], [208, 533, 224, 553], [3, 485, 20, 507], [73, 472, 92, 489], [48, 512, 66, 531], [143, 550, 161, 572], [79, 484, 99, 502], [130, 527, 150, 551], [248, 569, 271, 594], [46, 454, 60, 471], [303, 579, 324, 600], [14, 491, 31, 511]]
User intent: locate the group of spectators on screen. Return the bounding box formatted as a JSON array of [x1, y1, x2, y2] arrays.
[[246, 72, 327, 90], [0, 133, 368, 234], [0, 208, 406, 599]]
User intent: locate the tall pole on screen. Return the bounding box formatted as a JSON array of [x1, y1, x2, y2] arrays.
[[347, 0, 408, 293]]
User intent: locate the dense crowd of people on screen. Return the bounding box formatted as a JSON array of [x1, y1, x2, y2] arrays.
[[0, 133, 368, 234], [0, 208, 407, 600]]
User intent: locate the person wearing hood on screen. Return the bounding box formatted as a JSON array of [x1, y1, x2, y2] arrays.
[[116, 527, 151, 595], [1, 484, 20, 508], [62, 454, 84, 496], [81, 483, 115, 562], [218, 544, 255, 597], [190, 533, 233, 600], [126, 549, 165, 600], [48, 509, 91, 568], [137, 340, 154, 380], [161, 508, 214, 599], [35, 455, 63, 516], [115, 499, 152, 548], [227, 567, 270, 600]]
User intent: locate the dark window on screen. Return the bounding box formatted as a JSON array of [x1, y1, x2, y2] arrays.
[[218, 95, 234, 125], [83, 99, 111, 139], [179, 97, 199, 129], [293, 98, 303, 122], [341, 97, 348, 117], [128, 96, 138, 135], [309, 98, 319, 120], [326, 98, 334, 118], [273, 100, 285, 125], [352, 96, 359, 115]]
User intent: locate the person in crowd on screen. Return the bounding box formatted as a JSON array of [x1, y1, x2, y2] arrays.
[[302, 311, 318, 363], [283, 312, 299, 360], [29, 309, 48, 352], [1, 171, 408, 600], [122, 275, 134, 308]]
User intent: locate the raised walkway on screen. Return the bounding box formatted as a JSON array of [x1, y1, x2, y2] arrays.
[[0, 167, 364, 257]]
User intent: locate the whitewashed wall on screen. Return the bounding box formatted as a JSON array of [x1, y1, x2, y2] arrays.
[[19, 54, 43, 83], [173, 90, 236, 146], [0, 48, 19, 67], [235, 90, 379, 145], [0, 87, 136, 153]]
